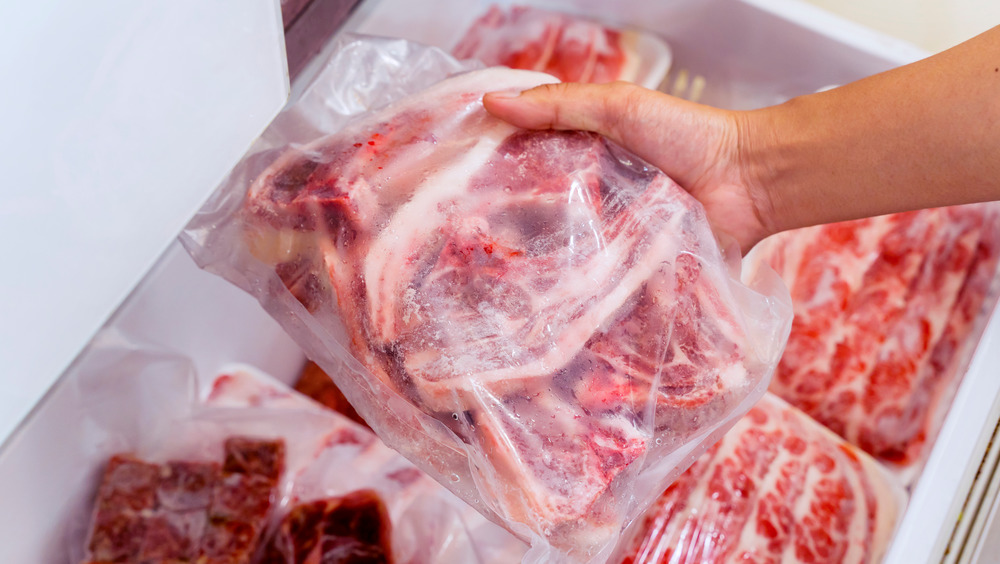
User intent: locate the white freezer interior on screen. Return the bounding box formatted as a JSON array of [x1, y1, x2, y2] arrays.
[[1, 0, 996, 562]]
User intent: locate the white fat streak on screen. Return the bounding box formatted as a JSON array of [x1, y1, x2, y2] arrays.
[[769, 216, 891, 300], [535, 19, 560, 71], [767, 216, 899, 439], [868, 215, 981, 423], [645, 409, 758, 561], [465, 387, 615, 538], [364, 122, 512, 338], [837, 449, 876, 564], [816, 421, 902, 564], [725, 398, 787, 560], [839, 215, 931, 440], [866, 460, 905, 563], [692, 253, 762, 359], [782, 415, 898, 564], [358, 68, 560, 342], [642, 395, 901, 563], [724, 397, 878, 563], [576, 24, 599, 82], [436, 199, 688, 393]]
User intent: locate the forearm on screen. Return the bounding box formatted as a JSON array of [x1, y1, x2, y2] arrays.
[[744, 25, 1000, 235]]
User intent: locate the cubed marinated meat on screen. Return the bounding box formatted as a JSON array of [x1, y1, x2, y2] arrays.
[[82, 437, 284, 564]]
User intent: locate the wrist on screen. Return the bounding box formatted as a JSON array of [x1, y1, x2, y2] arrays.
[[731, 105, 785, 242]]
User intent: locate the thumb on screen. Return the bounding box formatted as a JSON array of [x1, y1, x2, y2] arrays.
[[484, 82, 728, 190], [483, 81, 644, 141]]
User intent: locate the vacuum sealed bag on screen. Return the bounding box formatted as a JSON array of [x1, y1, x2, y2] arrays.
[[68, 339, 525, 564], [751, 204, 1000, 474], [615, 393, 905, 564], [182, 35, 791, 562]]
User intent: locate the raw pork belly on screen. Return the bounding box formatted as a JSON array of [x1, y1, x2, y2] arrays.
[[758, 205, 1000, 464], [242, 67, 774, 557], [453, 5, 636, 83], [619, 393, 902, 564]]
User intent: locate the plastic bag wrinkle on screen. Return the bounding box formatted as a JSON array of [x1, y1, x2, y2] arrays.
[[181, 35, 791, 563]]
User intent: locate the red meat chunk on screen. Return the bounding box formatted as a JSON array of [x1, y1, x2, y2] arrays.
[[208, 473, 276, 523], [95, 455, 160, 512], [258, 490, 394, 564], [223, 437, 285, 481], [158, 461, 220, 511], [87, 508, 146, 562], [82, 437, 284, 564], [136, 511, 205, 561]]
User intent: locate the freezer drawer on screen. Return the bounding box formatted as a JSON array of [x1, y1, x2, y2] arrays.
[[1, 1, 995, 563], [349, 5, 995, 562]]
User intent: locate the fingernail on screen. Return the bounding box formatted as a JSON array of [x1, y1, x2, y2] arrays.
[[486, 90, 522, 99]]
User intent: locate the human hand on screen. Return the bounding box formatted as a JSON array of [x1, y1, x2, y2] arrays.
[[483, 82, 774, 253]]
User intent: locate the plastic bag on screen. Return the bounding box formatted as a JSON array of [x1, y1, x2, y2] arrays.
[[182, 35, 792, 562], [205, 368, 528, 564], [749, 203, 1000, 476], [614, 393, 905, 564], [67, 338, 526, 564], [451, 4, 672, 89]]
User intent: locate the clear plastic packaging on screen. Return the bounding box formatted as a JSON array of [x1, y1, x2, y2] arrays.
[[66, 339, 526, 564], [451, 4, 672, 89], [749, 204, 1000, 475], [205, 367, 528, 564], [182, 35, 792, 562], [614, 393, 906, 564]]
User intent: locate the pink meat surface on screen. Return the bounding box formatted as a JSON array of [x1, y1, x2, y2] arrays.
[[452, 5, 631, 83], [757, 205, 999, 465], [619, 393, 902, 564], [241, 68, 772, 557]]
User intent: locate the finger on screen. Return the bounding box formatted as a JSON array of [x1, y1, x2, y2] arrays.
[[485, 81, 723, 183], [484, 81, 703, 166], [483, 81, 640, 138]]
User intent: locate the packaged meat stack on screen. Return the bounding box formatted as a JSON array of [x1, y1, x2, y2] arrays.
[[68, 341, 526, 564], [616, 393, 905, 564], [205, 368, 528, 564], [751, 204, 1000, 474], [183, 36, 791, 563], [452, 5, 671, 88]]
